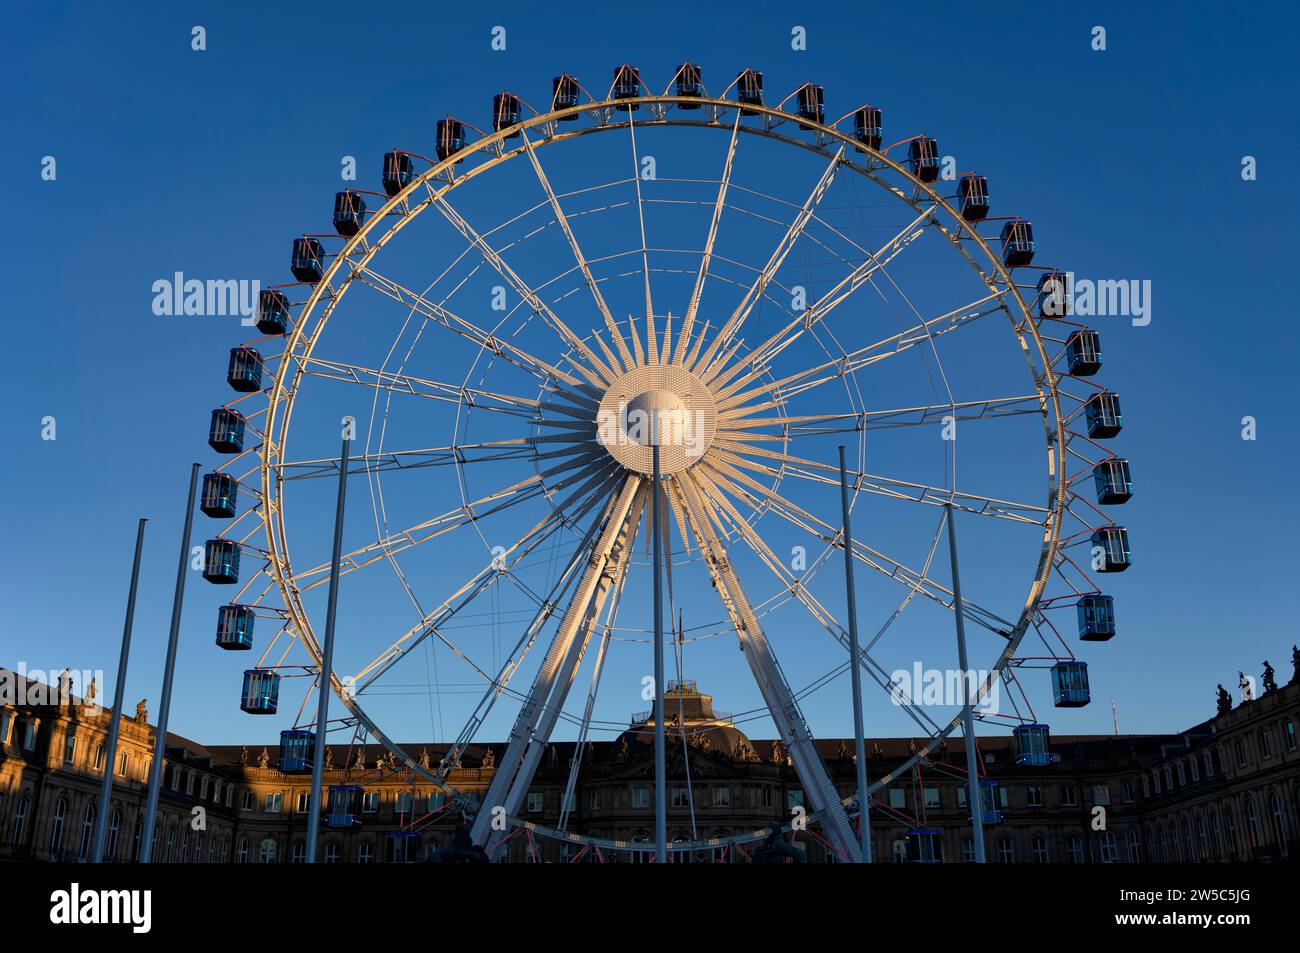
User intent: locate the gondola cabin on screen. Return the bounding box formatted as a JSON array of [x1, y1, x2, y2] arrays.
[[796, 84, 824, 128], [1066, 329, 1102, 376], [387, 831, 423, 863], [613, 64, 641, 109], [1093, 458, 1132, 504], [551, 76, 580, 114], [200, 471, 238, 519], [493, 92, 522, 135], [332, 191, 366, 237], [736, 69, 764, 114], [1000, 220, 1035, 267], [1091, 526, 1131, 573], [675, 63, 703, 106], [909, 137, 939, 182], [1051, 661, 1091, 708], [1036, 270, 1069, 318], [382, 151, 413, 196], [326, 786, 363, 829], [1085, 392, 1123, 438], [979, 779, 1004, 824], [203, 539, 240, 584], [905, 829, 942, 863], [226, 346, 263, 392], [1013, 723, 1052, 767], [853, 106, 882, 150], [1076, 594, 1116, 641], [208, 408, 247, 454], [279, 729, 315, 773], [290, 238, 324, 283], [240, 669, 280, 715], [436, 118, 467, 161], [255, 290, 292, 336], [957, 174, 990, 221], [215, 604, 255, 650]]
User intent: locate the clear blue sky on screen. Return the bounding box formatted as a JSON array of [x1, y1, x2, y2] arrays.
[[2, 1, 1297, 750]]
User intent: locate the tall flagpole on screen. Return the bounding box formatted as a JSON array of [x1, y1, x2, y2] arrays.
[[946, 502, 986, 863], [838, 446, 872, 862], [306, 434, 350, 862], [140, 463, 200, 863], [91, 517, 147, 863]]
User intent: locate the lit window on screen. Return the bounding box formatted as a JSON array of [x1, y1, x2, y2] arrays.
[[63, 732, 77, 764], [265, 792, 282, 814], [362, 791, 380, 813]]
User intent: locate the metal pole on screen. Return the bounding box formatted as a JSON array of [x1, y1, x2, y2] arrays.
[[139, 463, 200, 863], [91, 518, 147, 863], [306, 435, 350, 862], [652, 442, 667, 864], [838, 446, 871, 863], [945, 503, 986, 863]]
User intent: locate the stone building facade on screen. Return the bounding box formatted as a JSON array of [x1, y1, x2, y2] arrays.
[[2, 665, 1297, 863]]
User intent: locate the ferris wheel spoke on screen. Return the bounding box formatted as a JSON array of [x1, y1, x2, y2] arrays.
[[717, 292, 1008, 412], [710, 203, 938, 394], [349, 261, 602, 402], [675, 110, 743, 364], [673, 471, 862, 861], [294, 355, 565, 420], [691, 471, 945, 738], [695, 457, 1014, 636], [423, 189, 616, 387], [708, 440, 1048, 525], [474, 474, 646, 848], [691, 144, 847, 379], [626, 114, 654, 347], [521, 130, 635, 372], [273, 441, 543, 481]]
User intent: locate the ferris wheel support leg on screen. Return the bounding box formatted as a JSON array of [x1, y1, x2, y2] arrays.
[[472, 475, 643, 850], [678, 476, 863, 863], [946, 503, 987, 863]]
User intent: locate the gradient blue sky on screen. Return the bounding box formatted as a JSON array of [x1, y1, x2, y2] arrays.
[[2, 1, 1297, 749]]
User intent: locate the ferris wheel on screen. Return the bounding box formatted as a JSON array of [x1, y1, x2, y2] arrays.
[[199, 62, 1132, 862]]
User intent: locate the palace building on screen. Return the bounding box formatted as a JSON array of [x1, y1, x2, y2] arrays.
[[1, 662, 1297, 863]]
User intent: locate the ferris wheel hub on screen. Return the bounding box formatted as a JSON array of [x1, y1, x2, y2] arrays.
[[596, 363, 719, 475]]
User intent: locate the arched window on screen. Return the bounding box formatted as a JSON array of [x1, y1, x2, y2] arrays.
[[258, 836, 277, 863], [179, 828, 189, 863], [1223, 805, 1238, 857], [236, 836, 249, 863], [291, 840, 306, 864], [1031, 834, 1049, 863], [325, 841, 341, 863], [106, 808, 122, 860], [358, 840, 373, 864], [49, 797, 68, 858], [1246, 797, 1263, 850], [1196, 815, 1208, 861], [1210, 811, 1223, 860], [1270, 792, 1288, 856], [996, 836, 1014, 863], [77, 803, 95, 861], [12, 796, 30, 848], [194, 832, 205, 863]]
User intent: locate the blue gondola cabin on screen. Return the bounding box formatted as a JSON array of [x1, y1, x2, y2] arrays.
[[613, 64, 641, 109], [675, 63, 703, 106], [1091, 526, 1131, 573], [382, 151, 413, 196], [853, 106, 882, 150], [279, 729, 315, 773], [436, 118, 467, 160], [255, 289, 292, 336], [957, 174, 990, 222], [1000, 221, 1035, 267], [332, 191, 366, 237], [387, 831, 423, 863], [1066, 329, 1102, 376], [327, 786, 363, 829], [551, 76, 580, 114], [240, 669, 280, 715], [200, 472, 238, 518], [203, 539, 241, 584], [493, 92, 522, 135], [1093, 458, 1132, 504], [905, 829, 942, 863], [909, 137, 939, 183], [1036, 270, 1069, 318], [1084, 392, 1123, 438], [736, 69, 763, 114], [291, 238, 324, 284], [979, 779, 1004, 824], [1052, 661, 1091, 708], [1013, 724, 1052, 767], [208, 408, 246, 454], [1076, 594, 1116, 641], [226, 346, 263, 392], [215, 604, 255, 650], [796, 84, 824, 128]]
